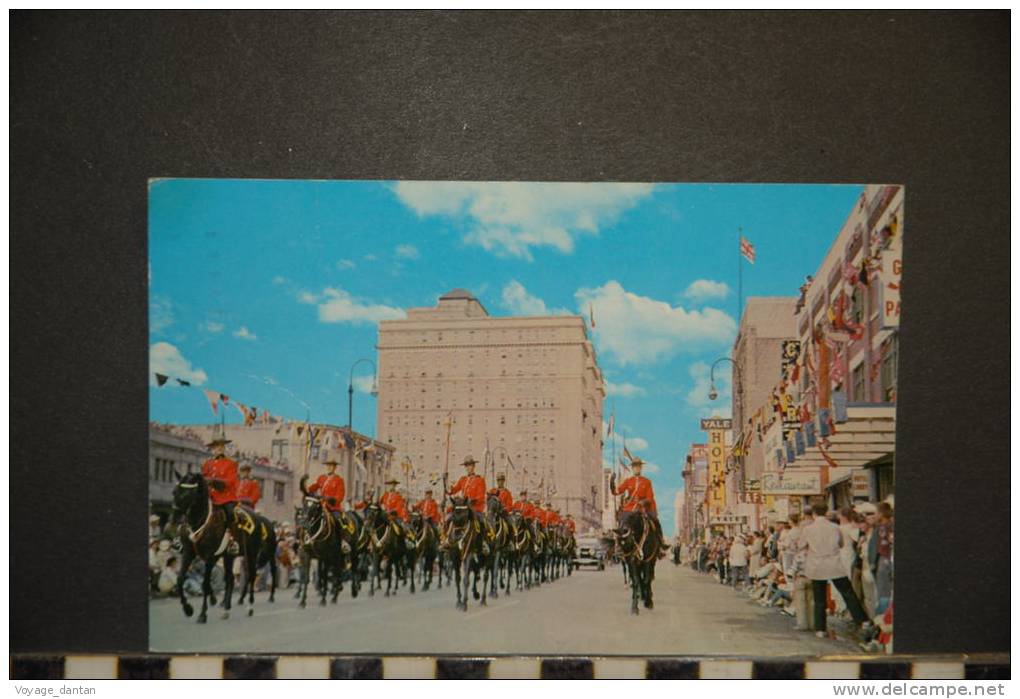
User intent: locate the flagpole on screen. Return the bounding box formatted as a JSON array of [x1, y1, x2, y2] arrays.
[[738, 226, 744, 330]]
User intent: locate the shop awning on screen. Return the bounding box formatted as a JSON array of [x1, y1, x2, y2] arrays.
[[792, 405, 895, 470]]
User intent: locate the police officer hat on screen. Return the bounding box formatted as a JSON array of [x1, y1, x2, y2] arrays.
[[207, 437, 232, 448], [385, 477, 400, 485], [461, 455, 478, 466], [323, 459, 340, 466], [496, 473, 506, 481], [424, 488, 433, 495], [239, 463, 252, 471]]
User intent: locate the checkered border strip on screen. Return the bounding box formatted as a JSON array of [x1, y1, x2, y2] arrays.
[[9, 655, 1009, 679]]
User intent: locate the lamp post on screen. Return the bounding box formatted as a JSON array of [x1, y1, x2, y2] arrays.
[[348, 358, 378, 500], [708, 356, 745, 529], [707, 356, 742, 404]]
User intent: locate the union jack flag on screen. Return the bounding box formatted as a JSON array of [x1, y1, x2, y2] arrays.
[[740, 235, 756, 264]]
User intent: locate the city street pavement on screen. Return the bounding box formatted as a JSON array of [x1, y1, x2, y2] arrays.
[[150, 563, 858, 656]]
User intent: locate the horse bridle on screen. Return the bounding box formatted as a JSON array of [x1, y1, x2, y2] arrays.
[[448, 505, 476, 556], [303, 496, 333, 546], [616, 518, 652, 563]]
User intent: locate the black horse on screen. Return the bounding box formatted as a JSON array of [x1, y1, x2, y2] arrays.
[[295, 478, 345, 607], [334, 507, 368, 599], [507, 510, 533, 590], [170, 472, 277, 622], [361, 501, 406, 597], [445, 496, 489, 611], [408, 511, 440, 593], [613, 510, 662, 615], [484, 493, 512, 599]]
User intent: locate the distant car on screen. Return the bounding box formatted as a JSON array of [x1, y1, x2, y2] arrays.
[[572, 536, 606, 571]]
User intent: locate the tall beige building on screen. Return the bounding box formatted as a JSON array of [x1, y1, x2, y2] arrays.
[[376, 289, 606, 531], [732, 296, 799, 482]]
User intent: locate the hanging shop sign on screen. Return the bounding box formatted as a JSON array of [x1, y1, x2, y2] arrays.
[[762, 468, 822, 496], [851, 470, 872, 498]]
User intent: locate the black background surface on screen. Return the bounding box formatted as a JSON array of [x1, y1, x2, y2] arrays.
[[10, 10, 1009, 654]]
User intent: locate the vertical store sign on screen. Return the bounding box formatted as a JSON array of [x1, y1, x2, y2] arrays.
[[879, 208, 902, 329], [701, 418, 732, 515]]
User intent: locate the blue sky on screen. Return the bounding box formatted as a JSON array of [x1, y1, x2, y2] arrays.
[[149, 179, 863, 534]]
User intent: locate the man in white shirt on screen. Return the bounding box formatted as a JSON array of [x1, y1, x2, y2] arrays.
[[778, 515, 799, 575], [728, 535, 750, 588], [803, 502, 870, 636]]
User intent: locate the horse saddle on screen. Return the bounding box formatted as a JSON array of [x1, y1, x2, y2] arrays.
[[336, 511, 356, 535], [234, 506, 257, 535]]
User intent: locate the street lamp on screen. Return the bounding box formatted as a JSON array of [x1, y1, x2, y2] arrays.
[[708, 356, 742, 403], [347, 358, 378, 500]]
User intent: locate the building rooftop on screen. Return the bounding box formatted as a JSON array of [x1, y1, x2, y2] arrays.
[[439, 288, 477, 301]]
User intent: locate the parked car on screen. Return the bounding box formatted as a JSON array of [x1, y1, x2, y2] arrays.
[[572, 535, 606, 571]]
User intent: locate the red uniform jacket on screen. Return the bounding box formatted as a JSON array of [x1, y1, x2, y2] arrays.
[[566, 519, 576, 533], [449, 474, 487, 513], [548, 512, 562, 527], [615, 475, 657, 514], [380, 491, 409, 521], [237, 478, 261, 508], [308, 473, 345, 512], [513, 500, 535, 520], [202, 456, 239, 506], [534, 508, 548, 526], [490, 487, 513, 513], [413, 498, 441, 524]]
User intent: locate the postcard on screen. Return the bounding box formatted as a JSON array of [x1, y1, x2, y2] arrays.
[[148, 179, 901, 656]]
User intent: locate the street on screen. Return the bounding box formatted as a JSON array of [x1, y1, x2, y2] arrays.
[[150, 563, 858, 656]]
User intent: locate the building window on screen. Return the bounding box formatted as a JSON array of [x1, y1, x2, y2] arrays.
[[881, 336, 899, 402], [851, 362, 865, 403], [274, 482, 285, 503], [850, 288, 864, 326]]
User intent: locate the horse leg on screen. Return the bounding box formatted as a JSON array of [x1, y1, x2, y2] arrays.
[[350, 552, 360, 598], [178, 546, 195, 618], [630, 563, 640, 615], [268, 549, 278, 603], [480, 559, 489, 607], [221, 554, 234, 616], [454, 556, 464, 610], [198, 559, 212, 624]]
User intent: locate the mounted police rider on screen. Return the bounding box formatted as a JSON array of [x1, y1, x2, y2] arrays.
[[611, 457, 668, 558]]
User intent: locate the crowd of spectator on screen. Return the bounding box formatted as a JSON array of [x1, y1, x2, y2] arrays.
[[149, 516, 306, 599], [679, 498, 894, 653]]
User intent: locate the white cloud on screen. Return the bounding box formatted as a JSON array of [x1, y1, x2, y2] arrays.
[[233, 326, 257, 341], [391, 181, 655, 260], [336, 259, 356, 270], [150, 342, 207, 386], [300, 287, 405, 324], [575, 281, 736, 365], [685, 360, 733, 415], [642, 462, 661, 475], [363, 254, 378, 262], [682, 279, 730, 302], [352, 374, 378, 394], [500, 280, 570, 317], [395, 244, 419, 260], [604, 379, 646, 397], [201, 321, 224, 334], [626, 437, 650, 451], [150, 296, 173, 333], [272, 275, 289, 285]]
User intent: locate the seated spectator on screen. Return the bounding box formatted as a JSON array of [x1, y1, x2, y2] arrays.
[[158, 556, 179, 595]]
